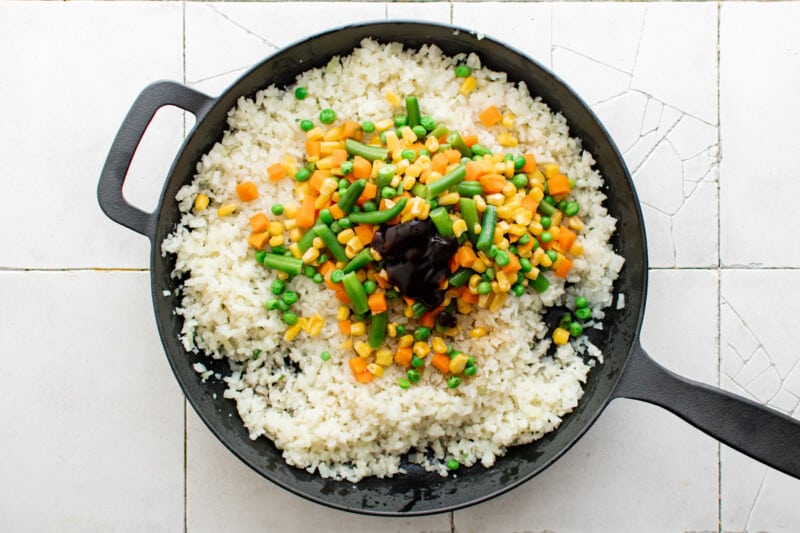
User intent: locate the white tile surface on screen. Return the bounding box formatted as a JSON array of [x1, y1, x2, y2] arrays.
[[720, 2, 800, 267], [0, 2, 183, 270], [0, 271, 184, 532], [454, 270, 719, 532]]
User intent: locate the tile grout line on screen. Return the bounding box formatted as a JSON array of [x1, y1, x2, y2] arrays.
[[715, 2, 723, 532]]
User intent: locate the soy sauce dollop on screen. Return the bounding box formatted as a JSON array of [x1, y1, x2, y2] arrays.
[[371, 219, 458, 307]]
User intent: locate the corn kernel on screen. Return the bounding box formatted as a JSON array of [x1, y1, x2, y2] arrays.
[[474, 195, 487, 213], [400, 126, 417, 144], [497, 205, 514, 220], [301, 247, 319, 264], [496, 271, 512, 292], [501, 113, 516, 128], [350, 321, 366, 336], [401, 175, 417, 191], [489, 291, 507, 312], [306, 127, 324, 141], [194, 193, 209, 211], [387, 323, 397, 338], [289, 243, 302, 259], [413, 341, 430, 358], [570, 241, 584, 256], [551, 211, 563, 227], [471, 258, 487, 274], [277, 271, 289, 281], [431, 336, 448, 354], [323, 126, 343, 142], [539, 252, 553, 269], [553, 327, 570, 345], [269, 234, 284, 247], [340, 339, 353, 350], [567, 216, 584, 232], [308, 314, 324, 337], [367, 363, 384, 377], [337, 306, 350, 321], [268, 221, 283, 235], [282, 203, 297, 218], [486, 193, 505, 206], [345, 236, 364, 257], [310, 237, 323, 250], [477, 292, 492, 308], [438, 192, 460, 206], [398, 334, 414, 348], [452, 219, 468, 238], [449, 354, 469, 374], [459, 76, 477, 95], [425, 135, 440, 153], [544, 163, 560, 178], [375, 349, 394, 366], [217, 203, 238, 217], [469, 327, 488, 338], [404, 307, 414, 318], [319, 141, 340, 155], [385, 91, 401, 106], [337, 228, 356, 245], [375, 118, 394, 132], [283, 323, 303, 342], [354, 341, 373, 358]]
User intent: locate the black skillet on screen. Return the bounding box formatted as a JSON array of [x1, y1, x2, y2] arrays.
[[97, 21, 800, 515]]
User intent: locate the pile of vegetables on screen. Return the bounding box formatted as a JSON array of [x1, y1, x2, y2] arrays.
[[194, 66, 592, 388]]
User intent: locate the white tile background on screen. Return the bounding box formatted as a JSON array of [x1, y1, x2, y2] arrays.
[[2, 2, 799, 531]]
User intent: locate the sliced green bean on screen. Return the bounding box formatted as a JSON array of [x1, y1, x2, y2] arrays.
[[538, 199, 557, 217], [336, 179, 366, 214], [262, 253, 303, 276], [297, 223, 324, 252], [426, 164, 466, 199], [368, 311, 388, 348], [530, 273, 550, 293], [313, 225, 348, 263], [459, 197, 480, 242], [429, 124, 449, 139], [456, 181, 483, 197], [344, 138, 389, 162], [411, 183, 428, 198], [429, 206, 454, 237], [405, 96, 421, 128], [446, 131, 473, 157], [448, 268, 473, 288], [343, 248, 374, 274], [476, 205, 497, 252], [348, 197, 407, 225], [342, 272, 369, 314]]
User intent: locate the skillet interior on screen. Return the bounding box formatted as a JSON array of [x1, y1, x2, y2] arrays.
[[149, 21, 648, 515]]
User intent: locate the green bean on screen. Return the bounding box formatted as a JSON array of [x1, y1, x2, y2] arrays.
[[313, 225, 348, 263], [342, 272, 369, 315], [459, 198, 480, 241], [456, 181, 483, 197], [343, 248, 374, 274], [538, 199, 557, 216], [446, 131, 473, 157], [368, 311, 388, 348], [405, 95, 421, 128], [411, 183, 428, 198], [448, 268, 473, 288], [426, 164, 466, 199], [262, 253, 303, 275], [476, 205, 497, 251], [336, 179, 367, 214], [348, 197, 407, 225], [429, 124, 449, 139], [530, 273, 550, 293], [344, 138, 389, 162], [429, 206, 454, 237]]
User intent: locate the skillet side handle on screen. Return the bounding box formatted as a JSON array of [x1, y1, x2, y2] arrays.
[[613, 342, 800, 479], [97, 81, 214, 239]]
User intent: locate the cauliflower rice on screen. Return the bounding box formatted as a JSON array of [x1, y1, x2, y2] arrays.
[[162, 39, 624, 482]]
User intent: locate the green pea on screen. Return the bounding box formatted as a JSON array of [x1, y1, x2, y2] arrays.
[[418, 148, 430, 158], [471, 144, 486, 156], [401, 149, 416, 162], [319, 208, 334, 225], [254, 250, 267, 264], [270, 204, 284, 216], [446, 458, 460, 470], [312, 272, 324, 284], [447, 376, 461, 388], [379, 131, 387, 144], [512, 283, 525, 297], [362, 121, 375, 133], [509, 245, 518, 256], [411, 302, 427, 318], [477, 281, 492, 295], [420, 116, 436, 131], [569, 322, 584, 337], [340, 160, 354, 176], [520, 258, 532, 273], [294, 86, 308, 100], [414, 327, 431, 341], [564, 201, 580, 217], [575, 296, 589, 309], [558, 200, 568, 212], [338, 217, 351, 229], [547, 250, 558, 263], [318, 253, 328, 265], [504, 153, 514, 162], [396, 325, 407, 336], [299, 119, 314, 132], [385, 290, 399, 301], [398, 377, 411, 389], [270, 279, 285, 295], [264, 299, 279, 311], [495, 251, 510, 267], [518, 233, 531, 245], [319, 108, 336, 124], [283, 312, 298, 325], [487, 244, 499, 259], [282, 291, 299, 305], [407, 369, 421, 383], [381, 186, 397, 199], [362, 200, 377, 212], [303, 265, 315, 277], [394, 114, 408, 128], [330, 269, 344, 283], [395, 128, 404, 139], [455, 65, 472, 77], [540, 231, 552, 243], [295, 167, 311, 182], [544, 195, 556, 206], [464, 365, 478, 376], [328, 222, 341, 234], [412, 125, 427, 138], [411, 355, 425, 368], [363, 280, 377, 295], [513, 155, 526, 170], [484, 267, 496, 280], [428, 199, 438, 210], [512, 173, 528, 189], [320, 351, 331, 361], [575, 307, 592, 321]]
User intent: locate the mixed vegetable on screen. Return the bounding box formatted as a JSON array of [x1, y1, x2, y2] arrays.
[[194, 66, 595, 388]]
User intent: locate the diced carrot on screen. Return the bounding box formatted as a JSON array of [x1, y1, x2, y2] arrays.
[[431, 152, 449, 175], [305, 139, 321, 159], [402, 296, 415, 307], [367, 292, 387, 314], [354, 224, 374, 246], [478, 105, 502, 127], [356, 182, 377, 205], [502, 252, 521, 276], [521, 153, 537, 173], [296, 192, 317, 228], [394, 347, 413, 368], [309, 170, 328, 192], [339, 319, 352, 335], [267, 163, 286, 182], [431, 353, 451, 374], [236, 181, 259, 202], [520, 191, 539, 212], [331, 149, 348, 168], [354, 369, 373, 383], [334, 288, 350, 304], [457, 245, 477, 268], [460, 287, 479, 304], [449, 255, 459, 273], [349, 357, 368, 374], [342, 120, 360, 139], [352, 156, 371, 179], [444, 149, 461, 164], [319, 260, 336, 277], [419, 168, 432, 184], [556, 226, 577, 251], [249, 212, 269, 233], [547, 173, 571, 196], [479, 174, 507, 194], [462, 134, 479, 147], [329, 204, 345, 220], [247, 231, 270, 250], [420, 307, 443, 328], [554, 256, 574, 278], [465, 161, 486, 182]]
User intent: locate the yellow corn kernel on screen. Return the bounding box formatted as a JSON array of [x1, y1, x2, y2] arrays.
[[319, 141, 341, 155], [306, 127, 324, 141], [452, 219, 468, 238], [413, 341, 430, 358], [350, 321, 366, 337], [217, 203, 237, 217], [514, 209, 533, 226], [337, 228, 356, 245], [337, 306, 350, 321], [486, 193, 505, 207], [345, 236, 364, 258], [371, 249, 383, 262], [289, 228, 303, 243], [283, 322, 303, 342], [438, 192, 460, 206], [194, 193, 209, 211], [469, 327, 488, 338], [399, 126, 417, 144], [449, 354, 469, 375], [301, 246, 319, 264], [308, 314, 324, 337], [477, 292, 492, 308], [529, 221, 543, 236], [387, 323, 397, 338], [570, 241, 584, 256], [544, 163, 560, 178], [367, 363, 384, 377], [501, 113, 516, 128], [489, 291, 507, 312], [474, 195, 487, 213], [375, 349, 394, 366], [497, 205, 514, 220], [539, 252, 553, 269], [431, 336, 448, 354], [401, 175, 417, 191], [553, 327, 570, 345], [385, 91, 401, 106], [502, 181, 516, 195], [384, 131, 401, 153], [283, 203, 298, 219], [567, 216, 584, 232], [375, 118, 394, 132], [398, 334, 414, 348], [404, 306, 414, 318], [354, 341, 373, 358], [277, 271, 289, 281], [340, 339, 353, 351], [459, 76, 477, 95], [495, 271, 512, 292], [471, 258, 487, 274], [268, 221, 284, 235], [311, 237, 324, 249], [268, 234, 284, 247], [405, 164, 423, 179], [468, 274, 482, 294], [425, 135, 440, 153], [288, 243, 302, 259], [456, 299, 473, 314], [323, 126, 343, 142], [551, 211, 563, 227]]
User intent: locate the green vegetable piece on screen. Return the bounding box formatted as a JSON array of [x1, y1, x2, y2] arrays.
[[271, 204, 284, 216], [512, 283, 525, 297], [407, 369, 421, 383], [330, 269, 345, 283], [264, 299, 279, 311], [283, 312, 298, 325], [362, 200, 377, 213], [470, 143, 487, 156], [411, 355, 425, 368], [540, 216, 552, 230], [538, 199, 557, 216], [420, 116, 436, 132], [319, 208, 334, 225], [294, 167, 311, 182], [414, 327, 431, 341], [369, 311, 388, 348], [476, 205, 498, 251], [299, 119, 314, 132], [446, 458, 460, 470], [455, 65, 472, 77], [412, 125, 427, 138], [477, 281, 492, 295], [464, 365, 477, 376], [518, 233, 531, 245], [429, 206, 454, 238], [342, 271, 369, 315], [294, 86, 308, 100], [340, 160, 354, 176], [427, 164, 466, 199], [495, 251, 510, 267], [448, 268, 473, 288], [344, 138, 389, 162], [348, 197, 407, 225], [282, 291, 299, 305], [429, 124, 449, 139], [540, 231, 552, 243], [362, 121, 375, 133], [270, 279, 286, 295], [405, 95, 421, 127], [254, 250, 267, 264], [511, 173, 528, 189], [363, 280, 377, 295], [519, 258, 532, 273], [447, 376, 461, 388], [314, 225, 348, 263], [575, 296, 589, 309], [575, 307, 592, 321], [530, 273, 550, 293], [398, 377, 411, 389], [411, 302, 426, 318], [564, 201, 580, 217], [401, 149, 416, 162], [312, 272, 324, 284], [446, 131, 473, 157], [396, 325, 407, 336], [343, 249, 373, 274], [276, 300, 290, 312], [569, 322, 584, 337], [320, 351, 331, 361], [394, 114, 408, 128], [319, 108, 336, 124], [336, 178, 367, 214], [459, 198, 480, 242], [513, 154, 526, 170], [456, 180, 483, 197], [381, 186, 397, 199]]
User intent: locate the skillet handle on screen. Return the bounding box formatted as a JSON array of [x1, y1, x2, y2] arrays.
[[613, 342, 800, 479], [97, 81, 214, 239]]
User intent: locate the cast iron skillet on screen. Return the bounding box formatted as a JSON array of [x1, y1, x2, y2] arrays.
[[98, 21, 800, 515]]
